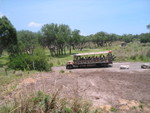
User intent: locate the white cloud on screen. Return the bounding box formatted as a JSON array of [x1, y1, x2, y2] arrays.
[[28, 22, 43, 27], [0, 12, 4, 18]]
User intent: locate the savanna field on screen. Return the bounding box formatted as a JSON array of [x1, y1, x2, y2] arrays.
[[0, 41, 150, 113], [0, 15, 150, 113]]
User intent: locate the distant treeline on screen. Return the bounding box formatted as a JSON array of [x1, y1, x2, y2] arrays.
[[0, 16, 150, 57]]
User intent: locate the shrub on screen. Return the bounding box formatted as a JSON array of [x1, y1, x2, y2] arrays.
[[8, 47, 52, 71]]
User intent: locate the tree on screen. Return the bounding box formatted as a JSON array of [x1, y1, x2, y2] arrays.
[[41, 23, 71, 56], [94, 32, 108, 47], [56, 24, 71, 55], [147, 24, 150, 33], [79, 36, 87, 51], [69, 29, 80, 54], [140, 33, 150, 43], [17, 30, 38, 54], [0, 16, 17, 56], [121, 34, 133, 43], [41, 23, 58, 56]]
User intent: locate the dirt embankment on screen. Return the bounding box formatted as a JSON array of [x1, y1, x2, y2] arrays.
[[1, 62, 150, 111]]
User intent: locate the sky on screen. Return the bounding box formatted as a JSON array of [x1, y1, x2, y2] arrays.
[[0, 0, 150, 35]]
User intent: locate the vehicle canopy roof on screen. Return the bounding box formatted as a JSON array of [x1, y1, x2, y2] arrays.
[[74, 50, 112, 56]]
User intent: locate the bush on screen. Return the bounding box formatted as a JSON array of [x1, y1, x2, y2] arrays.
[[8, 47, 52, 71], [140, 33, 150, 43]]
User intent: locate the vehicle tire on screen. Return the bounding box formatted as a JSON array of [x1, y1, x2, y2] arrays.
[[141, 65, 147, 69], [69, 65, 73, 69], [66, 65, 69, 69]]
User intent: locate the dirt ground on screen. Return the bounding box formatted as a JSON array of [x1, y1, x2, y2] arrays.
[[1, 62, 150, 111]]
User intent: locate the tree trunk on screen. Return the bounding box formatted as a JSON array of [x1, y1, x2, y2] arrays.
[[56, 47, 59, 56], [0, 45, 4, 57], [69, 43, 72, 54], [72, 44, 75, 50], [0, 46, 3, 57], [70, 46, 71, 54], [48, 47, 53, 57], [64, 46, 66, 55]]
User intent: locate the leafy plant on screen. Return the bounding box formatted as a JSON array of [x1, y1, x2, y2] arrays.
[[8, 47, 52, 71], [110, 107, 117, 112], [59, 70, 65, 73], [139, 104, 143, 109]]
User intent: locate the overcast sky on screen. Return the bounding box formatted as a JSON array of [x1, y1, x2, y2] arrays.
[[0, 0, 150, 35]]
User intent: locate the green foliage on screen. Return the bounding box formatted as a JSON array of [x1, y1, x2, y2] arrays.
[[32, 91, 43, 103], [0, 105, 12, 113], [41, 23, 71, 56], [0, 16, 17, 56], [139, 104, 143, 109], [59, 69, 65, 73], [147, 24, 150, 32], [70, 29, 81, 52], [140, 33, 150, 43], [8, 47, 52, 71], [114, 42, 150, 62], [110, 107, 117, 112], [121, 34, 134, 43], [17, 30, 39, 54], [93, 32, 119, 47]]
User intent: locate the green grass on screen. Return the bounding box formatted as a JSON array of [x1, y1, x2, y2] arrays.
[[0, 68, 37, 96], [110, 107, 118, 112], [0, 51, 9, 67], [113, 41, 150, 62]]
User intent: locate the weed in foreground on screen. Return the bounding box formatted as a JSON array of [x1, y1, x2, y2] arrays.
[[59, 69, 65, 73], [0, 90, 93, 113], [110, 107, 118, 112]]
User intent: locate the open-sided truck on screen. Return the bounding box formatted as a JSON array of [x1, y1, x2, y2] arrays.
[[66, 50, 114, 69]]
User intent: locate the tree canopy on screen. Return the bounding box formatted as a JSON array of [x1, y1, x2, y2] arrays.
[[17, 30, 39, 54], [147, 24, 150, 32], [41, 23, 72, 56], [0, 16, 17, 56]]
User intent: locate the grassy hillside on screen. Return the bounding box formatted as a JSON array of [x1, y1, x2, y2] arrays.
[[114, 42, 150, 62]]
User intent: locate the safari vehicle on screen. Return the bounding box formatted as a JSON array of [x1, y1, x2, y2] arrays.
[[66, 50, 114, 69]]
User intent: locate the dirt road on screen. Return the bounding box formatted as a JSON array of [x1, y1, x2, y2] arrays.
[[53, 62, 149, 72], [51, 62, 150, 105], [1, 62, 150, 110]]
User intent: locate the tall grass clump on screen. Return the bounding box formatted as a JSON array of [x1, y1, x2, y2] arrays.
[[8, 47, 53, 71], [114, 41, 150, 62], [0, 90, 94, 113]]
